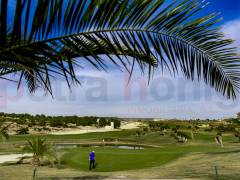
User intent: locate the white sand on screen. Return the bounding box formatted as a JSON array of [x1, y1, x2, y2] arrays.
[[51, 122, 145, 135], [0, 153, 32, 164], [120, 122, 146, 129], [51, 128, 119, 135]]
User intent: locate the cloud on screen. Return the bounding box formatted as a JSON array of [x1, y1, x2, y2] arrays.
[[222, 18, 240, 47]]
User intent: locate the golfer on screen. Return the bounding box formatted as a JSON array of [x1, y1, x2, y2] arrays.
[[89, 150, 95, 170]]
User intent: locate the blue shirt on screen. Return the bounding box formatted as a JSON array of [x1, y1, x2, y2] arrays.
[[89, 152, 95, 161]]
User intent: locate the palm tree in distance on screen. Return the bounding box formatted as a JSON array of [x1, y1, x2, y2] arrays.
[[0, 0, 239, 98]]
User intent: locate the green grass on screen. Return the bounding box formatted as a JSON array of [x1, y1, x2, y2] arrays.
[[61, 145, 228, 172], [2, 129, 238, 144], [1, 129, 239, 153], [2, 130, 136, 142], [0, 128, 240, 179], [61, 147, 181, 172]]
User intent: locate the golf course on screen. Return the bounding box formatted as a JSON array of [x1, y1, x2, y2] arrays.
[[0, 119, 240, 179]]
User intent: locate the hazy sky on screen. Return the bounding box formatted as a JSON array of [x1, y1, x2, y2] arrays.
[[1, 0, 240, 119]]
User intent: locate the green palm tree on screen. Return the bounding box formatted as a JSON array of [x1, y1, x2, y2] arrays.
[[23, 137, 56, 179], [0, 0, 239, 98]]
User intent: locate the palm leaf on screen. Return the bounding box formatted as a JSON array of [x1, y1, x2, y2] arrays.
[[0, 123, 11, 141], [24, 137, 50, 157], [0, 0, 239, 98]]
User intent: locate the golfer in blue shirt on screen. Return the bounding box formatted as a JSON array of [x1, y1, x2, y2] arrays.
[[89, 150, 95, 170]]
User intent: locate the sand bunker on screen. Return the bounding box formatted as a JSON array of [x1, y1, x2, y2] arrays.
[[0, 153, 32, 164]]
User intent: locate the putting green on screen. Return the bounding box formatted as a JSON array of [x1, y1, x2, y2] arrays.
[[61, 145, 226, 172]]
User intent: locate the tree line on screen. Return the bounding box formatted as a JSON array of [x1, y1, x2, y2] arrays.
[[0, 112, 121, 128]]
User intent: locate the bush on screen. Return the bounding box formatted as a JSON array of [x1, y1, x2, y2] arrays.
[[49, 119, 64, 127], [38, 119, 47, 126], [42, 127, 50, 131], [176, 131, 191, 139], [99, 118, 108, 127], [17, 127, 29, 135], [16, 119, 26, 125], [143, 127, 149, 132]]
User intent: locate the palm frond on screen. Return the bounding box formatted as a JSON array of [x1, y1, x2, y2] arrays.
[[23, 137, 56, 167], [0, 0, 239, 98], [24, 137, 51, 157], [0, 123, 10, 141]]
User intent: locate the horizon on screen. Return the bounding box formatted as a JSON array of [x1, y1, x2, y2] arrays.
[[0, 111, 236, 121]]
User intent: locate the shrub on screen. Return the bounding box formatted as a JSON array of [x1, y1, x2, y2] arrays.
[[17, 127, 29, 135], [99, 118, 108, 127], [49, 119, 64, 127], [38, 119, 47, 126]]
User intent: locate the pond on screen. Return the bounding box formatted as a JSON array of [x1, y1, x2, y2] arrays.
[[55, 144, 144, 149]]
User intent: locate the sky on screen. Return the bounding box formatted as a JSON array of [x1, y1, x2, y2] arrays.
[[1, 0, 240, 119]]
